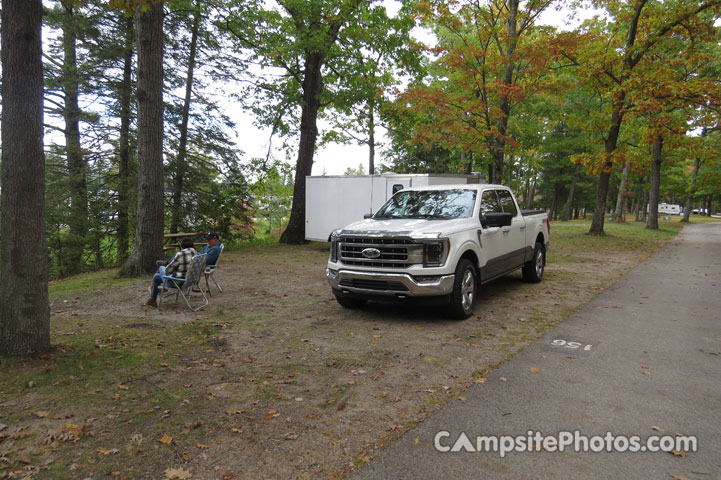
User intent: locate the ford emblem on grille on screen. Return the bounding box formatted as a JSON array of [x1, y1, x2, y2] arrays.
[[361, 247, 381, 259]]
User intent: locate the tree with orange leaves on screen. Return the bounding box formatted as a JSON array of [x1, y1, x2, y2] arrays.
[[562, 0, 721, 234], [400, 0, 557, 184]]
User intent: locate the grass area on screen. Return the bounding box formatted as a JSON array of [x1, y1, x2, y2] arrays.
[[49, 268, 139, 302], [2, 219, 703, 479], [549, 218, 683, 255]]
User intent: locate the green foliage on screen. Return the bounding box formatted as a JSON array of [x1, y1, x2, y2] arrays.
[[247, 158, 294, 237]]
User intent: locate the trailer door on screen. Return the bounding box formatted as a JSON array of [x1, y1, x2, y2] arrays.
[[386, 177, 411, 200]]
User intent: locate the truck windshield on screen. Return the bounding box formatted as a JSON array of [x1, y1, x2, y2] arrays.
[[374, 189, 477, 219]]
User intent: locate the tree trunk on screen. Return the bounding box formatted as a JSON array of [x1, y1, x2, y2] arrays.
[[561, 169, 578, 221], [489, 0, 520, 184], [121, 4, 165, 276], [641, 189, 648, 222], [549, 183, 561, 220], [368, 98, 375, 175], [116, 15, 134, 264], [705, 195, 712, 217], [0, 0, 51, 355], [61, 5, 88, 276], [611, 158, 631, 222], [682, 157, 701, 223], [590, 100, 625, 234], [647, 135, 663, 230], [526, 178, 536, 210], [279, 53, 324, 244], [170, 2, 201, 234]]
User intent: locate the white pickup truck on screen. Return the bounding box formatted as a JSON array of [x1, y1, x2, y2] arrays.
[[326, 184, 550, 319]]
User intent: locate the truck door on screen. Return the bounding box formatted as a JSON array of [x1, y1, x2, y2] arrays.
[[496, 189, 526, 268], [479, 189, 514, 280]]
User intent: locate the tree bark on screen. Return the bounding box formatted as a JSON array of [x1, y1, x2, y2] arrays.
[[368, 98, 375, 175], [0, 0, 51, 355], [526, 178, 536, 210], [61, 4, 88, 276], [116, 15, 134, 264], [170, 2, 201, 234], [549, 183, 561, 221], [611, 158, 631, 222], [279, 52, 324, 244], [682, 156, 701, 223], [489, 0, 520, 184], [121, 4, 165, 276], [589, 101, 625, 234], [647, 135, 663, 230], [561, 170, 577, 221]]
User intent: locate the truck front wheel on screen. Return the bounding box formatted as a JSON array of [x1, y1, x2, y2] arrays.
[[448, 259, 477, 320], [333, 292, 367, 309], [522, 242, 545, 283]]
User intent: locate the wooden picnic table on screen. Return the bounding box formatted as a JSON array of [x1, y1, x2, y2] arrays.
[[163, 232, 207, 251]]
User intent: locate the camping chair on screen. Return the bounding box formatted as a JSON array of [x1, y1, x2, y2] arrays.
[[158, 253, 208, 311], [204, 243, 224, 295]]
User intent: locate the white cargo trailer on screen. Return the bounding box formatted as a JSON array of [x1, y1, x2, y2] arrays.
[[304, 173, 483, 241]]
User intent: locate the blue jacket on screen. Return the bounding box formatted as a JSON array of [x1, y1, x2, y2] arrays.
[[200, 243, 222, 267]]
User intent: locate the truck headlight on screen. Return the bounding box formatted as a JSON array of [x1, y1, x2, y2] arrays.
[[330, 231, 340, 263], [423, 239, 449, 266]]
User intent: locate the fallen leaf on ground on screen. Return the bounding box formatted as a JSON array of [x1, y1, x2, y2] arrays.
[[670, 450, 687, 457], [160, 434, 173, 445], [642, 371, 653, 376], [458, 396, 467, 402], [473, 377, 487, 384], [529, 367, 541, 373], [265, 410, 278, 420], [651, 426, 663, 432], [165, 467, 192, 479]]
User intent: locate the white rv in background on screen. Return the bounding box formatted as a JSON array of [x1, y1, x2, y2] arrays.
[[647, 203, 682, 215], [304, 173, 483, 241]]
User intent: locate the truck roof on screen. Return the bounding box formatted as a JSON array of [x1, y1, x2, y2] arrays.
[[399, 183, 508, 192]]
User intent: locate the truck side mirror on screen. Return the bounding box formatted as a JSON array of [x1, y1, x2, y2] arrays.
[[481, 212, 513, 228]]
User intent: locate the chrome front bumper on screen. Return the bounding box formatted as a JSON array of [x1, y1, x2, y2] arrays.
[[326, 269, 455, 297]]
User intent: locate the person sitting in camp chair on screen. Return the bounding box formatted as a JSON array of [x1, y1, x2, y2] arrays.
[[200, 232, 222, 267], [144, 237, 196, 307]]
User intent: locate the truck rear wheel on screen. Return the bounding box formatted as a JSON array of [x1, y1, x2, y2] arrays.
[[333, 292, 367, 309], [522, 242, 545, 283], [448, 259, 477, 320]]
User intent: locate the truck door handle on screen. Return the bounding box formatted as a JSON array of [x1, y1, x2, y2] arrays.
[[519, 225, 526, 230], [502, 228, 510, 234]]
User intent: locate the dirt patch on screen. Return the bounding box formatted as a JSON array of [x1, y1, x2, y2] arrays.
[[2, 225, 677, 479]]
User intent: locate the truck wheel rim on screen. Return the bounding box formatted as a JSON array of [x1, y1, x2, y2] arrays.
[[536, 250, 544, 278], [461, 269, 474, 311]]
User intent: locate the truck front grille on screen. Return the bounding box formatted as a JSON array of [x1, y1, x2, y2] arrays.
[[339, 278, 409, 291], [338, 236, 423, 268]]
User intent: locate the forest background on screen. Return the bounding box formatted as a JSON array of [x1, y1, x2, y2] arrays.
[[1, 0, 721, 355]]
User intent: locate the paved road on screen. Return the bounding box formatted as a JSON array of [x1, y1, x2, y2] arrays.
[[349, 223, 721, 480]]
